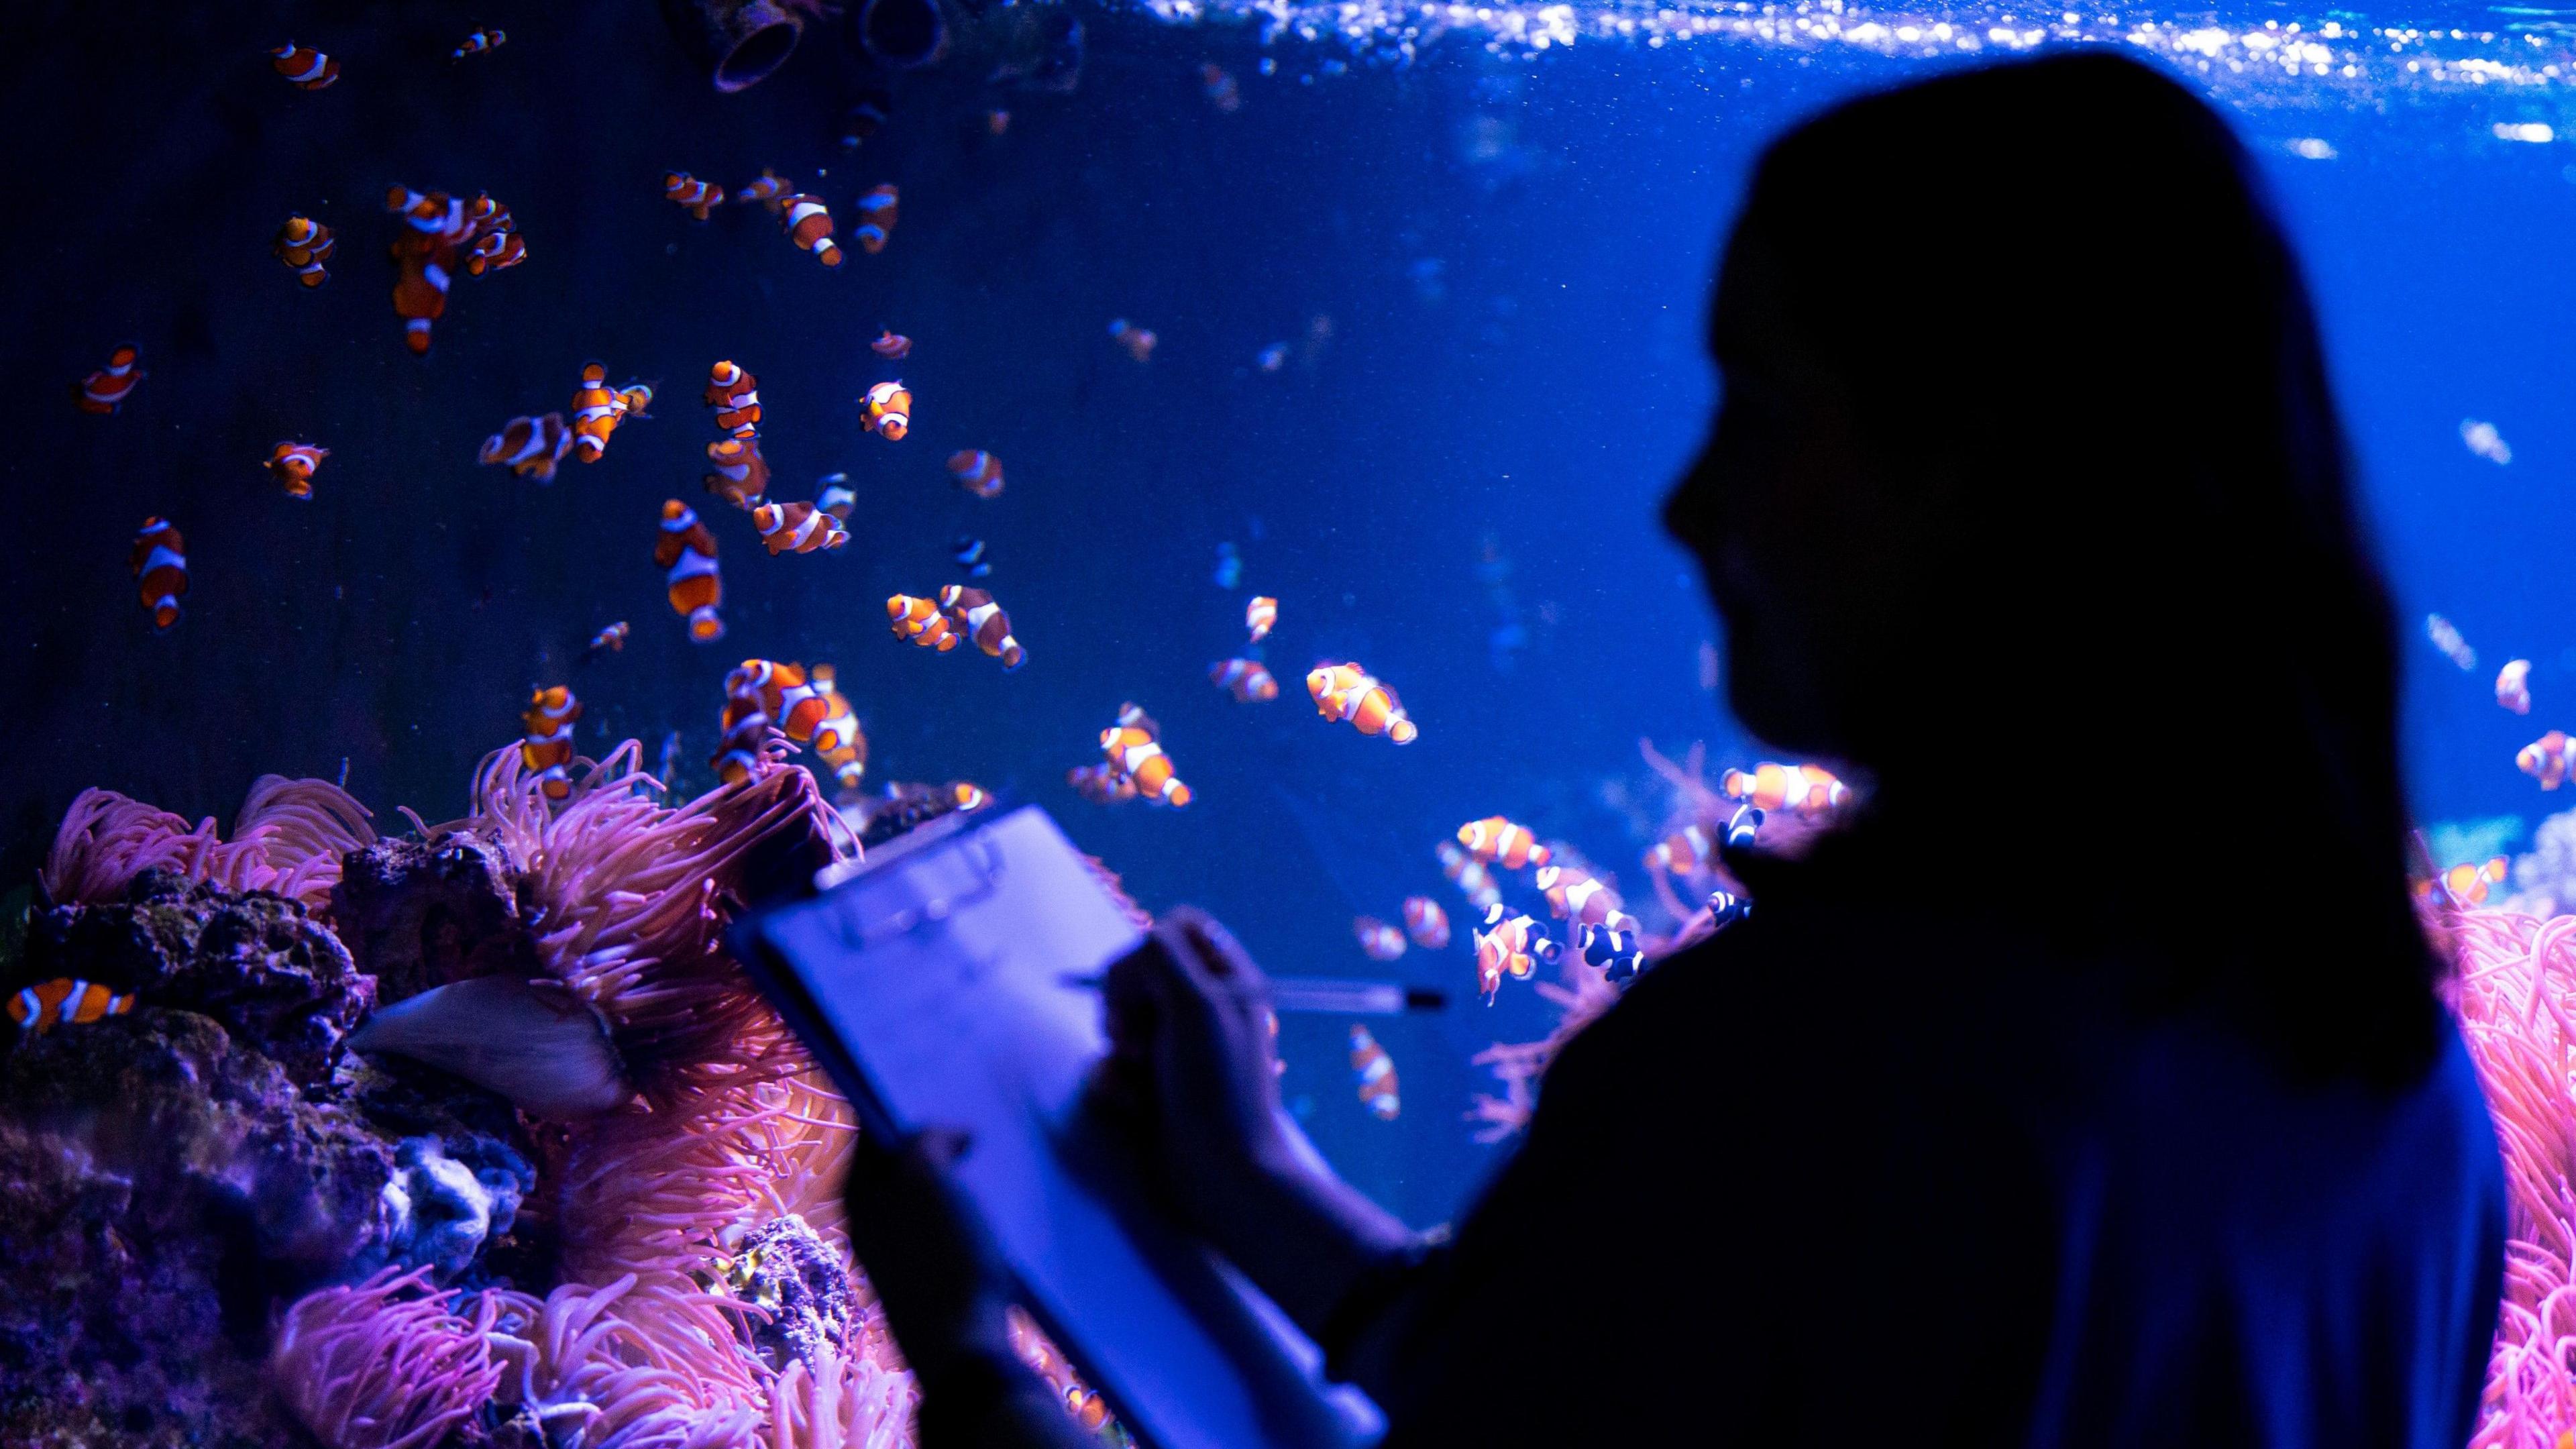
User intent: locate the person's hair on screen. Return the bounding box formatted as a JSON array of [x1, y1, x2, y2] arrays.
[[1730, 52, 2440, 1084]]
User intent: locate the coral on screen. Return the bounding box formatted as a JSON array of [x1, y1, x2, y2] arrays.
[[271, 1266, 504, 1449], [1468, 945, 1624, 1142], [42, 775, 375, 912], [731, 1215, 857, 1373], [2505, 808, 2576, 921], [331, 832, 541, 1005], [385, 1134, 533, 1280]]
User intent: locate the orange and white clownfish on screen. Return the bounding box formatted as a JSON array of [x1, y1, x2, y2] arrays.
[[1101, 725, 1189, 806], [385, 187, 461, 355], [739, 168, 790, 210], [808, 663, 867, 788], [1720, 761, 1849, 816], [1401, 896, 1450, 951], [704, 361, 761, 437], [584, 621, 629, 659], [751, 500, 850, 555], [465, 227, 525, 277], [265, 441, 329, 500], [1210, 658, 1278, 703], [818, 475, 857, 520], [274, 216, 336, 286], [861, 380, 912, 441], [1456, 816, 1549, 871], [711, 677, 771, 787], [520, 685, 582, 800], [9, 978, 136, 1032], [937, 586, 1026, 669], [1473, 902, 1558, 1002], [76, 345, 145, 415], [1644, 824, 1716, 877], [871, 331, 912, 360], [1534, 863, 1636, 933], [1436, 840, 1501, 912], [2522, 730, 2576, 790], [451, 28, 504, 58], [131, 517, 186, 631], [1068, 761, 1138, 805], [2499, 659, 2533, 715], [777, 193, 843, 266], [1246, 596, 1277, 643], [1354, 916, 1407, 962], [1349, 1024, 1399, 1120], [657, 500, 724, 643], [852, 184, 899, 254], [888, 594, 959, 651], [1307, 662, 1417, 744], [664, 171, 725, 221], [570, 364, 651, 464], [947, 449, 1003, 498], [950, 781, 990, 812], [2423, 855, 2511, 909], [1108, 319, 1157, 363], [704, 437, 769, 511], [271, 42, 339, 89], [1065, 1387, 1110, 1432], [480, 412, 572, 482]]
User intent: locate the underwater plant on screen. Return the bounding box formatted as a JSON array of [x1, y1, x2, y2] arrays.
[[271, 1267, 506, 1449], [42, 773, 375, 908]]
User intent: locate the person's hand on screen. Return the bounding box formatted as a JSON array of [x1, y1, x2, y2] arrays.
[[841, 1126, 1018, 1391], [1094, 908, 1301, 1235]]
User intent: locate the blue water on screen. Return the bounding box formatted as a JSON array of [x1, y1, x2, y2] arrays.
[[7, 3, 2575, 1226]]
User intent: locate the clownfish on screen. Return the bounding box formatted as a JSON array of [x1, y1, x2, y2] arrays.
[[1725, 803, 1764, 849], [520, 685, 582, 800], [2521, 730, 2576, 790], [840, 93, 891, 149], [274, 216, 335, 287], [861, 380, 912, 440], [1068, 762, 1138, 806], [1707, 890, 1752, 931], [1102, 724, 1189, 806], [704, 437, 769, 511], [1721, 761, 1849, 816], [938, 586, 1026, 669], [131, 517, 186, 631], [1246, 596, 1277, 643], [1645, 825, 1715, 877], [480, 413, 572, 482], [820, 475, 857, 521], [1108, 318, 1157, 363], [852, 184, 899, 254], [584, 621, 629, 659], [385, 187, 462, 354], [1403, 896, 1450, 951], [451, 28, 504, 58], [1582, 923, 1646, 985], [751, 500, 849, 555], [2500, 659, 2533, 715], [739, 169, 790, 209], [1534, 863, 1636, 934], [1456, 816, 1549, 871], [1116, 702, 1161, 739], [76, 345, 144, 415], [777, 193, 843, 266], [1201, 63, 1242, 113], [1065, 1387, 1110, 1432], [947, 449, 1003, 498], [1474, 902, 1557, 1001], [465, 226, 525, 277], [1355, 916, 1407, 961], [1210, 658, 1278, 703], [704, 362, 761, 437], [9, 979, 136, 1033], [985, 109, 1011, 136], [665, 172, 724, 219], [951, 781, 990, 812], [1436, 840, 1501, 912], [2427, 855, 2511, 909], [808, 663, 867, 788], [1307, 663, 1416, 744], [265, 441, 328, 500], [871, 330, 912, 360], [888, 594, 959, 651], [1349, 1024, 1399, 1120], [656, 500, 724, 642], [711, 678, 771, 787], [570, 365, 651, 464], [953, 535, 991, 578], [272, 42, 339, 89]]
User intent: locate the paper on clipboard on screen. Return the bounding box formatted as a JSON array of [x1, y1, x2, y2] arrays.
[[737, 805, 1382, 1449]]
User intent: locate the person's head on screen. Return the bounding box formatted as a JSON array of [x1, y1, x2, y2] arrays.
[[1668, 52, 2438, 1081]]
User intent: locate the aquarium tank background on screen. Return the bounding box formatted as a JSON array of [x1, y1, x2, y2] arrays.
[[3, 0, 2574, 1443]]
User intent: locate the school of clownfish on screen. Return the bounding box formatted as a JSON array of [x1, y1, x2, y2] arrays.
[[2407, 614, 2576, 909]]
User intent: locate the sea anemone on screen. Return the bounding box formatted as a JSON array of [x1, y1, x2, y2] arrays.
[[270, 1266, 504, 1449], [43, 774, 375, 908], [767, 1339, 918, 1449], [480, 1275, 767, 1449]]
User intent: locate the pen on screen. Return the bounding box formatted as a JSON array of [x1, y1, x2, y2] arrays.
[[1059, 973, 1447, 1015]]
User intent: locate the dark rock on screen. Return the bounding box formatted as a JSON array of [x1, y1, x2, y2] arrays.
[[329, 835, 540, 1006], [727, 1214, 855, 1372], [15, 876, 372, 1088]]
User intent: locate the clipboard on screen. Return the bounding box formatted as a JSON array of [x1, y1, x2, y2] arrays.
[[736, 804, 1383, 1449]]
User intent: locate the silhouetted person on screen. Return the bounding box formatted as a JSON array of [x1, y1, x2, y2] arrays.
[[843, 51, 2504, 1446]]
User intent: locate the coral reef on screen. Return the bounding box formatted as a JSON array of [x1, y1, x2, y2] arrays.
[[2504, 808, 2576, 921], [331, 832, 540, 1006]]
